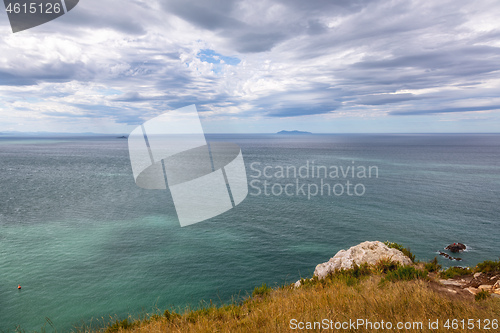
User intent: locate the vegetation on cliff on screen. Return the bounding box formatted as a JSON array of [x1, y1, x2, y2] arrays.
[[80, 244, 499, 333]]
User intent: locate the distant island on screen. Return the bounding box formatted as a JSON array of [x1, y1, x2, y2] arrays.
[[276, 130, 312, 135]]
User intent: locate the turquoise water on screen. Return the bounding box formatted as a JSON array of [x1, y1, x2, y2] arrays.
[[0, 134, 499, 331]]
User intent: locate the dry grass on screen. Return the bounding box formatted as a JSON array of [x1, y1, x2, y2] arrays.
[[90, 272, 500, 333]]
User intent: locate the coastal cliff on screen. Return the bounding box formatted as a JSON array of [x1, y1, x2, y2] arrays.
[[97, 241, 499, 333]]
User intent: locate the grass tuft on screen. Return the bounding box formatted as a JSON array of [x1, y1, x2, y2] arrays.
[[475, 290, 491, 301], [252, 283, 272, 298], [439, 266, 472, 279], [105, 318, 138, 333], [375, 258, 400, 273], [475, 260, 500, 273], [163, 309, 180, 322], [424, 257, 442, 273], [381, 266, 428, 284]]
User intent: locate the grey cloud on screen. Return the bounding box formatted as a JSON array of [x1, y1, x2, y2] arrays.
[[163, 0, 242, 31], [291, 1, 467, 62], [266, 104, 337, 117], [163, 52, 182, 60], [275, 0, 378, 13], [12, 106, 31, 111], [0, 71, 37, 86], [390, 105, 500, 116], [306, 20, 328, 35], [0, 60, 89, 86], [253, 87, 341, 117], [58, 103, 150, 125], [231, 32, 288, 53], [354, 46, 500, 72], [155, 72, 194, 90], [55, 1, 146, 35], [165, 93, 235, 111], [43, 110, 146, 125], [161, 0, 324, 53], [357, 93, 424, 105], [67, 103, 123, 114], [112, 92, 146, 102]]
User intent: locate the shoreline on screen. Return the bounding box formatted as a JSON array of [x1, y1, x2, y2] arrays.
[[75, 241, 499, 333]]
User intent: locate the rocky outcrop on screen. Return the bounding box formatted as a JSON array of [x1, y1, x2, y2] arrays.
[[440, 272, 500, 297], [445, 243, 466, 253], [310, 241, 413, 281], [466, 272, 499, 289], [438, 251, 462, 261]]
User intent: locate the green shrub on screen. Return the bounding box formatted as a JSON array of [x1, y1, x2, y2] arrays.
[[326, 263, 372, 286], [345, 263, 372, 278], [439, 266, 472, 279], [215, 304, 241, 320], [381, 266, 427, 283], [298, 275, 319, 288], [163, 309, 180, 322], [297, 264, 372, 289], [475, 260, 500, 273], [475, 290, 491, 301], [424, 257, 442, 273], [252, 283, 272, 298], [186, 307, 213, 323], [375, 258, 400, 273], [105, 318, 137, 333], [148, 314, 161, 322], [384, 241, 416, 263]]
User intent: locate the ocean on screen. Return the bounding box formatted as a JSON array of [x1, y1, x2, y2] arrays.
[[0, 134, 499, 332]]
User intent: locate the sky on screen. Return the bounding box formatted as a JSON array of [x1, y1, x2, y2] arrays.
[[1, 0, 500, 133]]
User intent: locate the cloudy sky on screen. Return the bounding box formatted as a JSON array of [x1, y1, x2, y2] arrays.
[[1, 0, 500, 133]]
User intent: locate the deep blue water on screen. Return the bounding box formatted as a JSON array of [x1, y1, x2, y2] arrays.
[[0, 134, 499, 332]]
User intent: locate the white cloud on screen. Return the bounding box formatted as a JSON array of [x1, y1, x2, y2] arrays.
[[0, 0, 500, 133]]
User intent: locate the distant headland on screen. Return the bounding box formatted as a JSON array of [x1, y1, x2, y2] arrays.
[[276, 130, 312, 135]]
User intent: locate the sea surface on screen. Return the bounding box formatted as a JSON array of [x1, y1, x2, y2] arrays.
[[0, 134, 499, 332]]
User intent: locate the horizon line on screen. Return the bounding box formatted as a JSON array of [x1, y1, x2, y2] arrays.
[[1, 131, 500, 136]]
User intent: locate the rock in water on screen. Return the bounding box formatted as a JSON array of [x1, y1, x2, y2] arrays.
[[438, 251, 462, 261], [445, 243, 466, 253], [313, 241, 413, 280]]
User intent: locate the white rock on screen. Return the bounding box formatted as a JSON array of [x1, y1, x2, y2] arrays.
[[466, 287, 479, 295], [313, 241, 413, 280], [474, 272, 482, 279], [478, 285, 493, 291], [439, 279, 465, 287]]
